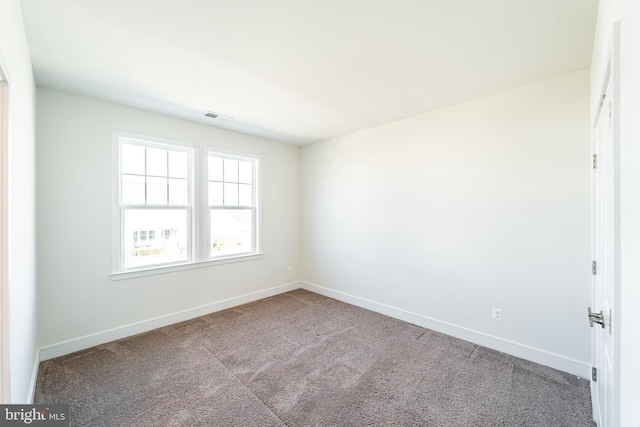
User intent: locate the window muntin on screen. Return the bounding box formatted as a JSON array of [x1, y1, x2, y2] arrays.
[[121, 143, 189, 207], [207, 152, 257, 259]]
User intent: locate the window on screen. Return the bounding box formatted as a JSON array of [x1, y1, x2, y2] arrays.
[[207, 153, 257, 258], [113, 134, 261, 276], [117, 138, 192, 270]]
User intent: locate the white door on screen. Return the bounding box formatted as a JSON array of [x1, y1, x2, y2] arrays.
[[590, 70, 615, 426]]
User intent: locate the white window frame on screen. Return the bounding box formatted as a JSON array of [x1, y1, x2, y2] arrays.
[[112, 132, 262, 280], [204, 150, 261, 261], [112, 133, 196, 275]]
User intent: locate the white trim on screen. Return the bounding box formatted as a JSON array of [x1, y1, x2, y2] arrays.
[[301, 281, 591, 379], [26, 351, 39, 404], [111, 253, 264, 280], [0, 61, 9, 404], [114, 131, 196, 151], [39, 282, 301, 360]]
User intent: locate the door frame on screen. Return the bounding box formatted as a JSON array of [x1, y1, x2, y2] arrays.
[[0, 56, 9, 404], [591, 22, 622, 426]]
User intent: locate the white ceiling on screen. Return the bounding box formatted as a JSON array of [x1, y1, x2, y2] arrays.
[[19, 0, 598, 145]]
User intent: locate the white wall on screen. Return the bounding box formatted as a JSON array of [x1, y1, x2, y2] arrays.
[[591, 0, 640, 425], [36, 88, 301, 357], [301, 70, 591, 377], [0, 0, 38, 403]]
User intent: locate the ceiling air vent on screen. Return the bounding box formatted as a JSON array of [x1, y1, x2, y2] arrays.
[[205, 111, 233, 120]]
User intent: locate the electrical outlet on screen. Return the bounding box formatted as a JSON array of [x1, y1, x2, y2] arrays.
[[491, 307, 503, 321], [287, 266, 293, 274]]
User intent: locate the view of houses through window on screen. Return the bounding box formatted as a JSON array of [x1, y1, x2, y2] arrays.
[[124, 209, 188, 268]]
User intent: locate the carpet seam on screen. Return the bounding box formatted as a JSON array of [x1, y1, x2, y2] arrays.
[[466, 344, 480, 359], [199, 343, 290, 427], [415, 330, 428, 341]]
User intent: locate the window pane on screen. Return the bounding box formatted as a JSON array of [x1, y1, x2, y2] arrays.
[[208, 156, 223, 181], [224, 159, 238, 182], [147, 176, 167, 205], [168, 151, 188, 178], [168, 178, 188, 205], [121, 144, 145, 175], [238, 161, 252, 184], [210, 209, 252, 257], [224, 183, 238, 206], [147, 147, 167, 177], [124, 209, 188, 268], [239, 184, 252, 206], [122, 174, 145, 204], [208, 182, 223, 206]]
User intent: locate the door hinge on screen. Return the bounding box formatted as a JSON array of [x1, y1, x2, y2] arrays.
[[592, 261, 597, 275], [592, 367, 597, 382], [593, 154, 598, 169]]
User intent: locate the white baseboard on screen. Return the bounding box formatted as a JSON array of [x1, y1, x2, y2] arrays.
[[38, 280, 591, 379], [39, 282, 301, 361], [301, 281, 591, 379], [26, 350, 39, 403]]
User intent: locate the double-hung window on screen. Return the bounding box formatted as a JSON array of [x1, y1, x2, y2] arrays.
[[114, 134, 260, 277], [117, 137, 193, 271], [207, 152, 257, 258]]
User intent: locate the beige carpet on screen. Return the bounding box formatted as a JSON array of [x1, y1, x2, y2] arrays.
[[35, 289, 595, 426]]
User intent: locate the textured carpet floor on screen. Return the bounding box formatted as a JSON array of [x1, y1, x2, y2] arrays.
[[35, 289, 595, 426]]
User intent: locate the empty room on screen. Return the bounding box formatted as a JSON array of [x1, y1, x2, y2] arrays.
[[1, 0, 639, 425]]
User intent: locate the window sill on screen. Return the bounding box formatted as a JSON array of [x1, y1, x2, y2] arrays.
[[111, 253, 264, 281]]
